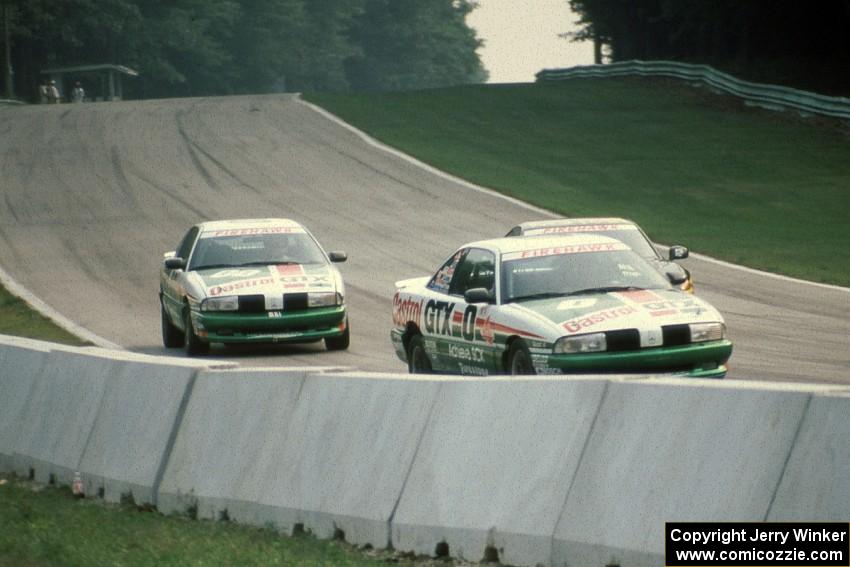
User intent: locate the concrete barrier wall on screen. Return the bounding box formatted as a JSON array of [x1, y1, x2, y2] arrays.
[[158, 367, 317, 519], [0, 336, 54, 471], [226, 372, 443, 547], [10, 349, 126, 486], [551, 379, 840, 567], [2, 335, 849, 567], [768, 391, 850, 520], [391, 376, 610, 566], [77, 353, 231, 505]]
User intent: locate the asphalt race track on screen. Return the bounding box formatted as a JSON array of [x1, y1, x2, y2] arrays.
[[1, 94, 848, 382]]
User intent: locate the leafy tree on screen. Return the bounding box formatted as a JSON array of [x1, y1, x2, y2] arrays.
[[567, 0, 850, 94], [345, 0, 486, 91], [4, 0, 486, 99]]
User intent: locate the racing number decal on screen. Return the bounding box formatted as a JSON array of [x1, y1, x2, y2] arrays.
[[424, 300, 477, 341], [423, 300, 492, 375], [462, 305, 476, 341]]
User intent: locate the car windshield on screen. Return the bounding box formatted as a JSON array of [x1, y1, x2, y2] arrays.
[[501, 246, 672, 303], [189, 232, 327, 270]]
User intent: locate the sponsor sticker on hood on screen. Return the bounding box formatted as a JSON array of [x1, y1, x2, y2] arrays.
[[508, 288, 719, 336], [198, 264, 334, 297]]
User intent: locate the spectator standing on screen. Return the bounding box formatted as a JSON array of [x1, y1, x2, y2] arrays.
[[38, 81, 48, 103], [47, 80, 60, 103], [72, 81, 85, 103]]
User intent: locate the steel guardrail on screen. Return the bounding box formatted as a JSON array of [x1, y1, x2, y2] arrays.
[[536, 60, 850, 120]]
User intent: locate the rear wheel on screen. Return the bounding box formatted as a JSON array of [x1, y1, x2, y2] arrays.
[[507, 340, 536, 375], [161, 302, 184, 348], [407, 334, 432, 374], [325, 319, 350, 351], [183, 308, 209, 356]]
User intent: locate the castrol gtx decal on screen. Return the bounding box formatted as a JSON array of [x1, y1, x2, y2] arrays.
[[199, 264, 333, 297], [556, 289, 715, 334]]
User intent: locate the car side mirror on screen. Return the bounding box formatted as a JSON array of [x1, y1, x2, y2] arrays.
[[464, 287, 493, 304], [328, 251, 347, 263], [164, 257, 186, 270], [669, 245, 689, 261]]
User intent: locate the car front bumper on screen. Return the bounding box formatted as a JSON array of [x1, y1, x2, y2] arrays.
[[544, 339, 733, 378], [193, 305, 346, 344]]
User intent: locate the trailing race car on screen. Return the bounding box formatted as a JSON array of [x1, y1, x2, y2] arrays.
[[160, 218, 349, 355], [391, 234, 731, 377], [506, 217, 694, 293]]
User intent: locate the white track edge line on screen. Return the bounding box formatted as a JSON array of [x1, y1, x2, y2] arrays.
[[0, 263, 122, 350], [298, 94, 850, 295]]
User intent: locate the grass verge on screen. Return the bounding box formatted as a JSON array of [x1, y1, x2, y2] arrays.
[[0, 474, 474, 567], [0, 282, 86, 345], [305, 78, 850, 287]]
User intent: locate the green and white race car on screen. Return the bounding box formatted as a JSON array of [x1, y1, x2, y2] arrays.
[[506, 217, 694, 293], [390, 233, 731, 377], [160, 218, 349, 355]]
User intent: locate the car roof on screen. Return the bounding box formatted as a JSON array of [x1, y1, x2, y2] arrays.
[[517, 217, 637, 231], [196, 218, 305, 234], [465, 233, 630, 256]]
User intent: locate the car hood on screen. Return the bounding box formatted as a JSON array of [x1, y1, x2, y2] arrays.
[[191, 263, 337, 299], [507, 288, 722, 335]]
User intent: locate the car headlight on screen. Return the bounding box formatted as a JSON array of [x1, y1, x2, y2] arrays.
[[200, 296, 239, 312], [554, 332, 607, 354], [308, 292, 340, 308], [690, 322, 725, 343]]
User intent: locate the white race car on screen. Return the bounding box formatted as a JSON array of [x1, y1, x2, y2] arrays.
[[160, 218, 348, 355], [391, 233, 731, 377]]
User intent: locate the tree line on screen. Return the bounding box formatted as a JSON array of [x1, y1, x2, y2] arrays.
[[2, 0, 487, 101], [568, 0, 850, 95]]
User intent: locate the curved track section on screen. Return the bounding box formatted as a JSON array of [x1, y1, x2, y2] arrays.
[[0, 95, 847, 382]]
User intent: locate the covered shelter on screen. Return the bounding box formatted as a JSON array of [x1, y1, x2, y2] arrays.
[[41, 64, 139, 101]]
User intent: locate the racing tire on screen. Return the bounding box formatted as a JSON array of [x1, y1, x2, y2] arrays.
[[161, 303, 184, 348], [183, 309, 209, 356], [325, 319, 350, 351], [407, 334, 432, 374], [507, 340, 536, 375]]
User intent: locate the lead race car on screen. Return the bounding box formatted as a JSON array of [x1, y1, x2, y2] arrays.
[[160, 218, 349, 355], [391, 234, 732, 377]]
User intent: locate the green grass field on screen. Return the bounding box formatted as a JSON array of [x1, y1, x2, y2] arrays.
[[0, 475, 465, 567], [0, 284, 85, 345], [306, 78, 850, 287]]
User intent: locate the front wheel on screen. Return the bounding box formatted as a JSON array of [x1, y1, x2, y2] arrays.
[[507, 340, 536, 375], [325, 319, 350, 351], [407, 334, 432, 374], [183, 309, 209, 356], [161, 302, 184, 348]]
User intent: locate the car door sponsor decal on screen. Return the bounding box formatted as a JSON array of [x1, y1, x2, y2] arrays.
[[392, 293, 423, 327], [424, 300, 543, 344], [424, 300, 455, 336]]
